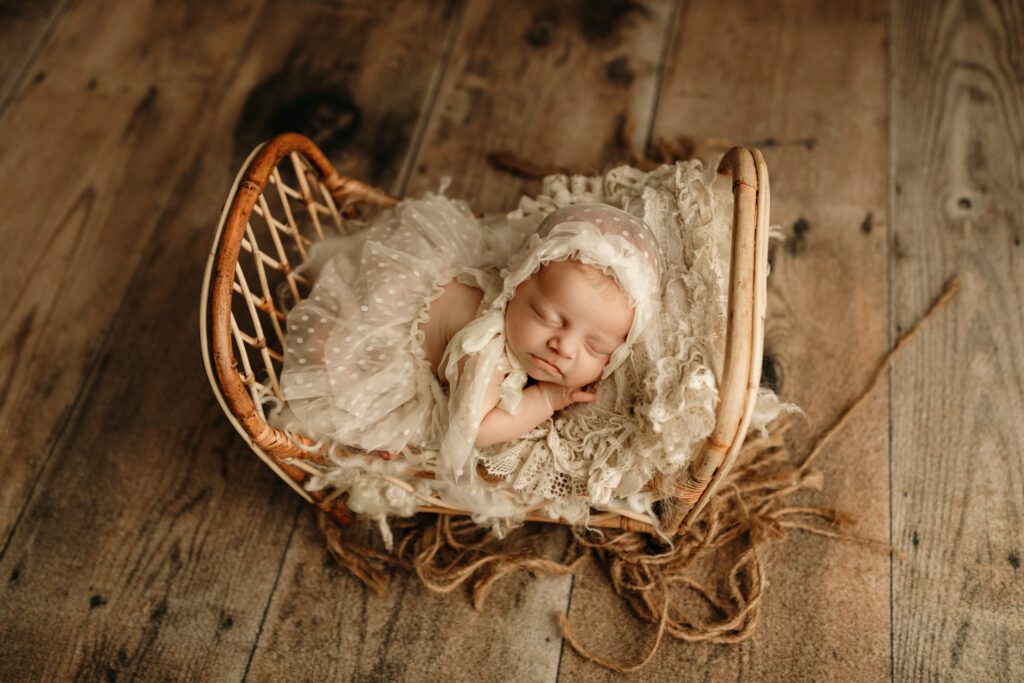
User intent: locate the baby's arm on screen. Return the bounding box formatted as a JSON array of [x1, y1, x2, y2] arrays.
[[475, 382, 596, 448], [426, 279, 596, 448]]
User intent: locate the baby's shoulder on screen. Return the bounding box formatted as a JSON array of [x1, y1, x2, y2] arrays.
[[420, 280, 485, 379], [439, 280, 485, 343]]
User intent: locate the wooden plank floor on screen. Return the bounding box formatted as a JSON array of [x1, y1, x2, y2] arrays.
[[0, 0, 1020, 679]]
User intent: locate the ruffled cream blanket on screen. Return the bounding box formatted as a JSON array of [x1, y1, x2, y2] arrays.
[[289, 159, 782, 544]]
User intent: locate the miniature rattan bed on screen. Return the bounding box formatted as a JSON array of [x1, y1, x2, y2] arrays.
[[200, 132, 769, 537]]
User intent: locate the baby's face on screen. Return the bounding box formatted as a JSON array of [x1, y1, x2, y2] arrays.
[[505, 259, 634, 387]]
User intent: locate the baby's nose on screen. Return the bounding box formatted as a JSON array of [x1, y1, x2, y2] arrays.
[[549, 337, 574, 359]]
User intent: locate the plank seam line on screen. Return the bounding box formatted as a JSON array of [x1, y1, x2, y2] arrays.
[[642, 0, 682, 155], [395, 0, 469, 196], [241, 501, 303, 682], [554, 569, 577, 681], [885, 3, 895, 682], [0, 0, 73, 124]]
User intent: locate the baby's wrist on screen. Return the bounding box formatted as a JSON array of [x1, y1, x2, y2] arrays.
[[533, 384, 557, 415]]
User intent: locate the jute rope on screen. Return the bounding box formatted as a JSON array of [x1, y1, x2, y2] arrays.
[[316, 277, 959, 672]]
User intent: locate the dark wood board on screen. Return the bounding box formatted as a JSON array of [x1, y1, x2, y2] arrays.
[[0, 0, 461, 678], [0, 0, 262, 549], [0, 0, 66, 114], [404, 0, 674, 211]]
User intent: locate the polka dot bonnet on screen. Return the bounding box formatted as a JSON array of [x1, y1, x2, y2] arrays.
[[493, 202, 663, 379]]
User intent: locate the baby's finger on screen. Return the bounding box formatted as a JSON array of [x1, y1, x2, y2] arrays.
[[573, 390, 598, 403]]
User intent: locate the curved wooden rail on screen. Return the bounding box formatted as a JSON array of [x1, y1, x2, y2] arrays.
[[202, 133, 398, 525], [657, 147, 770, 535]]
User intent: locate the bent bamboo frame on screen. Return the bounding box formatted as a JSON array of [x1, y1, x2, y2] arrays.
[[685, 148, 770, 526], [657, 147, 770, 535], [200, 133, 769, 537]]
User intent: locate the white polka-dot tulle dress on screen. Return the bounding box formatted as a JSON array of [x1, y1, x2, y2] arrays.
[[278, 195, 496, 454]]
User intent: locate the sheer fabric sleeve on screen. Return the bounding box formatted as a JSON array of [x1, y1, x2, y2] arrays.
[[435, 309, 524, 483]]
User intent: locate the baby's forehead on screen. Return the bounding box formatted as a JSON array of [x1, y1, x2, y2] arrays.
[[536, 203, 662, 275], [537, 259, 616, 288], [523, 261, 617, 304]]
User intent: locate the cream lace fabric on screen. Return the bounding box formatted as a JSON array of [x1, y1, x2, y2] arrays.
[[476, 160, 754, 524], [273, 159, 783, 541]]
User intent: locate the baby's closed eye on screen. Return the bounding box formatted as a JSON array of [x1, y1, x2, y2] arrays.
[[531, 306, 558, 326]]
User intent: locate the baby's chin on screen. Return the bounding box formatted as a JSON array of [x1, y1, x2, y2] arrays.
[[526, 369, 567, 384]]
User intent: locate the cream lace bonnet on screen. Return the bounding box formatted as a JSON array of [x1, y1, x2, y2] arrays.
[[493, 202, 664, 378]]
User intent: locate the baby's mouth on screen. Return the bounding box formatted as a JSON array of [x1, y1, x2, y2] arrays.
[[530, 353, 561, 376]]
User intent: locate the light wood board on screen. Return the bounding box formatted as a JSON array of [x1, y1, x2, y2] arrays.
[[890, 0, 1024, 679], [558, 1, 892, 678]]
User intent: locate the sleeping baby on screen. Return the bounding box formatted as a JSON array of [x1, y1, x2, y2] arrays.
[[277, 197, 662, 490]]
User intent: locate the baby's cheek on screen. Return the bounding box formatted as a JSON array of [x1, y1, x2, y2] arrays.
[[508, 321, 527, 349], [572, 359, 603, 387], [514, 321, 540, 348]]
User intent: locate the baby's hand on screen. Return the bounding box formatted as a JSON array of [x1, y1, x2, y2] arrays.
[[538, 382, 598, 412]]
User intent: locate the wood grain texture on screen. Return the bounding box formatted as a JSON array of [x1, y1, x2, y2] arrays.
[[245, 1, 674, 680], [250, 514, 575, 683], [0, 0, 294, 677], [0, 0, 66, 113], [405, 0, 673, 211], [0, 0, 458, 678], [890, 0, 1024, 679], [3, 0, 1020, 678], [229, 0, 462, 192], [0, 0, 263, 550], [558, 1, 892, 679]]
